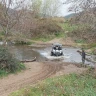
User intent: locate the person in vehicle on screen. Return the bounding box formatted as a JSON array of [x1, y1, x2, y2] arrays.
[[51, 43, 63, 56]]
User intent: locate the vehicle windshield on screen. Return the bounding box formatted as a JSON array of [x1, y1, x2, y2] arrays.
[[52, 44, 62, 50]]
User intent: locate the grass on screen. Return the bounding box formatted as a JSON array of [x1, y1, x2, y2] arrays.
[[83, 43, 96, 55], [75, 39, 86, 44], [32, 36, 54, 42], [16, 63, 26, 72], [31, 21, 76, 42], [86, 43, 96, 49], [0, 21, 77, 43], [0, 63, 25, 78], [32, 31, 65, 42], [55, 32, 65, 38], [0, 70, 8, 77], [10, 73, 96, 96], [59, 22, 96, 52], [59, 22, 78, 32], [81, 43, 96, 50]]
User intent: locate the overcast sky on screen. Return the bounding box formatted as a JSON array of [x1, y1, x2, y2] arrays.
[[25, 0, 73, 16], [11, 0, 73, 16], [57, 0, 74, 16], [58, 4, 73, 16]]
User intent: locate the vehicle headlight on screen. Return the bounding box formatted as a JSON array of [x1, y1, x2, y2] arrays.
[[59, 50, 62, 53], [56, 50, 59, 52], [53, 49, 55, 53]]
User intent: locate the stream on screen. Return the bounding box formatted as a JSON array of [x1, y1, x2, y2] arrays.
[[8, 45, 96, 67]]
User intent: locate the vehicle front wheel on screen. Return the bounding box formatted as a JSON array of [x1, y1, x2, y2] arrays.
[[61, 52, 63, 55], [51, 52, 53, 56]]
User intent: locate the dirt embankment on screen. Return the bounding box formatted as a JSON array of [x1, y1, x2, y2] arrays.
[[0, 61, 87, 96], [30, 37, 76, 48]]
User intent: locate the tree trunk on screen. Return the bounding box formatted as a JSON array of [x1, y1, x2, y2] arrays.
[[3, 24, 9, 46]]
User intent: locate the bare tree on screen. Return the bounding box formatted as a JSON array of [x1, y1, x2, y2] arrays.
[[30, 0, 62, 17], [41, 0, 60, 17], [64, 0, 96, 43], [0, 0, 26, 45], [30, 0, 42, 18], [64, 0, 96, 24]]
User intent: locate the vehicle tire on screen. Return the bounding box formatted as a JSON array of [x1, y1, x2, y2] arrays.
[[51, 52, 53, 56], [61, 53, 63, 55], [56, 53, 59, 56]]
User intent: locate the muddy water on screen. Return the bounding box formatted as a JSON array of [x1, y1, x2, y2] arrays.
[[9, 45, 95, 66], [37, 47, 95, 65], [8, 46, 45, 62]]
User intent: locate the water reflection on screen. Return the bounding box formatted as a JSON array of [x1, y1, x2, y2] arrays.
[[38, 47, 95, 66], [37, 47, 82, 63], [8, 45, 95, 67], [8, 46, 45, 62]]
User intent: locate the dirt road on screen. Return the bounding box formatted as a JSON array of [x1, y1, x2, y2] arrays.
[[0, 61, 87, 96]]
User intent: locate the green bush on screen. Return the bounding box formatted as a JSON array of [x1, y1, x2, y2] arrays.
[[0, 46, 25, 74], [15, 40, 32, 45], [0, 70, 7, 77]]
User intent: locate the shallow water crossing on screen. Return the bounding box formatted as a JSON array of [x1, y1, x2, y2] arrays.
[[9, 45, 95, 67], [37, 47, 94, 65]]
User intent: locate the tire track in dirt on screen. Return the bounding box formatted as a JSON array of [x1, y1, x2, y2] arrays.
[[0, 62, 62, 96]]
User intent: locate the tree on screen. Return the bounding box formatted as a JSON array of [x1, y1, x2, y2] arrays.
[[64, 0, 96, 43], [41, 0, 60, 17], [30, 0, 42, 18], [64, 0, 96, 25], [30, 0, 62, 17], [0, 0, 26, 45]]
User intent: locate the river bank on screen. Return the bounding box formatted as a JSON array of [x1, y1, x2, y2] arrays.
[[0, 61, 87, 96]]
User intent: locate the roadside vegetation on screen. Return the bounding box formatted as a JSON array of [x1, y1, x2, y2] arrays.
[[59, 21, 78, 32], [66, 22, 96, 54], [28, 18, 64, 42], [57, 18, 96, 55], [0, 17, 64, 44], [0, 46, 25, 77], [10, 70, 96, 96]]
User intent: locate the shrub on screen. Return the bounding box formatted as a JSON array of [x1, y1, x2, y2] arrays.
[[30, 18, 63, 38], [0, 46, 25, 73], [68, 26, 96, 43], [15, 40, 32, 45]]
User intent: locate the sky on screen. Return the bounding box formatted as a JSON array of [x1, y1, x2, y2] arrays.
[[58, 4, 73, 16], [10, 0, 73, 16], [25, 0, 73, 16], [57, 0, 74, 16]]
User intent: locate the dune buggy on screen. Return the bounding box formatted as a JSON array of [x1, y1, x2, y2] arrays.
[[51, 43, 63, 56]]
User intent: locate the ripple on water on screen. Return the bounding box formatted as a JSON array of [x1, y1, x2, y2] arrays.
[[9, 46, 95, 67], [38, 47, 95, 67]]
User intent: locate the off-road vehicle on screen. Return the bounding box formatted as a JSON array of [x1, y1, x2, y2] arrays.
[[51, 43, 63, 56]]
